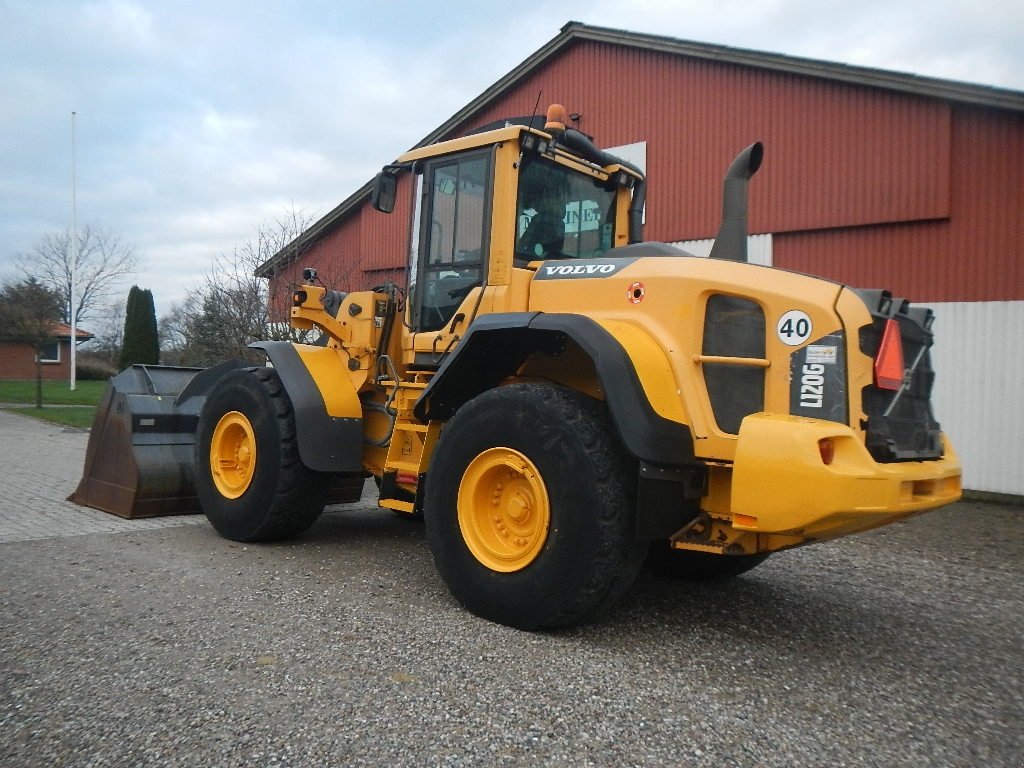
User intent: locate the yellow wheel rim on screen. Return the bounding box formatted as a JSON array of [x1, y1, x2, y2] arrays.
[[457, 447, 550, 573], [210, 411, 256, 499]]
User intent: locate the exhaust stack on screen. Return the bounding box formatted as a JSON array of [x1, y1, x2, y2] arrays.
[[708, 142, 763, 262]]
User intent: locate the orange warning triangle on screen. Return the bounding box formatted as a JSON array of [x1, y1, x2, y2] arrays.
[[874, 319, 905, 391]]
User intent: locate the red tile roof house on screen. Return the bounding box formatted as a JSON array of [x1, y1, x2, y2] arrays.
[[0, 323, 95, 380]]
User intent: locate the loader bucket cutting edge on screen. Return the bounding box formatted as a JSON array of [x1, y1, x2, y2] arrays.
[[68, 361, 245, 519]]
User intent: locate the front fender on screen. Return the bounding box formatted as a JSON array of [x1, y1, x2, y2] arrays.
[[250, 341, 363, 473]]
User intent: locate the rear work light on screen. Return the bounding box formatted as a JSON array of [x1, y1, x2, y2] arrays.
[[874, 319, 905, 391], [818, 438, 835, 465]]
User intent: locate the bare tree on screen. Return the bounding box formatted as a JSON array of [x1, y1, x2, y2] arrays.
[[159, 207, 362, 367], [157, 293, 197, 366], [89, 301, 126, 364], [17, 223, 139, 326]]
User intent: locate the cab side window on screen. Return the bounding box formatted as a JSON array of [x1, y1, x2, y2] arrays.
[[415, 153, 489, 331]]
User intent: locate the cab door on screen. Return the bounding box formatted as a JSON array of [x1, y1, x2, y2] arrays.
[[406, 150, 491, 367]]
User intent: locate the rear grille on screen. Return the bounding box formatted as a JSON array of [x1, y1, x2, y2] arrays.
[[855, 290, 944, 463]]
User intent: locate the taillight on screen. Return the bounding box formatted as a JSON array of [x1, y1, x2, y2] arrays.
[[818, 438, 835, 465], [874, 319, 905, 390]]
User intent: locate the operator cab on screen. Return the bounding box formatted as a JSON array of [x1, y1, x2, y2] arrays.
[[370, 104, 645, 366], [402, 147, 627, 335]]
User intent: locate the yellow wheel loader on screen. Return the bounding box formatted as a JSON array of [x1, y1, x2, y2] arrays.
[[72, 105, 961, 630]]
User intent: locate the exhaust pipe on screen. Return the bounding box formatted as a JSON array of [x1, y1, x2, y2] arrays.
[[708, 142, 763, 262]]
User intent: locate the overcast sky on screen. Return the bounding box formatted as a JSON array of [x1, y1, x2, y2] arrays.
[[2, 0, 1022, 322]]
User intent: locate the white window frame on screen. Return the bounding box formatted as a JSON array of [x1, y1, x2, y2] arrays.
[[37, 340, 61, 364]]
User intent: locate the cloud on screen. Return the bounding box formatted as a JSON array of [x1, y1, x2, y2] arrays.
[[80, 0, 157, 52], [1, 0, 1021, 320]]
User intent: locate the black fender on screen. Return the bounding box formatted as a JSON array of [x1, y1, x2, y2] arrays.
[[250, 341, 364, 473], [173, 359, 249, 408], [413, 313, 695, 467]]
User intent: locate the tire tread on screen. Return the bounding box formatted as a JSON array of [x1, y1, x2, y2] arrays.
[[425, 382, 646, 630], [196, 367, 329, 542]]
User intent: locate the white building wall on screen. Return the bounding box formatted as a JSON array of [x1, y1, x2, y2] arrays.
[[929, 301, 1024, 496], [671, 234, 773, 266]]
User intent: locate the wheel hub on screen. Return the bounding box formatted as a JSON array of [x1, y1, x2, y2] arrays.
[[210, 411, 256, 499], [458, 448, 550, 572]]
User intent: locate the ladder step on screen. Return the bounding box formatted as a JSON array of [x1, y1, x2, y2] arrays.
[[394, 422, 429, 434], [379, 498, 415, 514], [387, 460, 420, 473]]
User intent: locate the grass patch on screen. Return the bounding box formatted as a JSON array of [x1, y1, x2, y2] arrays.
[[9, 406, 96, 429], [0, 379, 106, 406]]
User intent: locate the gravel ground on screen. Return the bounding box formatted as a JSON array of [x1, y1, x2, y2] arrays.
[[2, 489, 1024, 765], [1, 493, 1021, 768]]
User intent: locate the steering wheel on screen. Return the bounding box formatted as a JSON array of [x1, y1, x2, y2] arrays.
[[447, 283, 475, 300], [517, 212, 564, 259]]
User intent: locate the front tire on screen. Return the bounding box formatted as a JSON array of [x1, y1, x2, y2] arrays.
[[424, 383, 646, 630], [195, 367, 330, 542]]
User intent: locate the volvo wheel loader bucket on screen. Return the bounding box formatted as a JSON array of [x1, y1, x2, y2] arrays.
[[69, 360, 245, 518]]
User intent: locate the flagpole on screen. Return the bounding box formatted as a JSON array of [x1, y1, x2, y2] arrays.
[[70, 111, 77, 391]]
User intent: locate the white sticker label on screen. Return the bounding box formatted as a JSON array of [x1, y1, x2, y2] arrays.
[[805, 345, 838, 364], [777, 310, 813, 346]]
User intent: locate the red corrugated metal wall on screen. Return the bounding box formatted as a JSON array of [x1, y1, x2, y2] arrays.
[[359, 173, 413, 273], [291, 175, 412, 295], [294, 39, 1022, 304], [299, 215, 362, 288], [777, 106, 1024, 301], [455, 41, 951, 240]]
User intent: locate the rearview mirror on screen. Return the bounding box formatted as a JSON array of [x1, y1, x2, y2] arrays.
[[371, 170, 398, 213]]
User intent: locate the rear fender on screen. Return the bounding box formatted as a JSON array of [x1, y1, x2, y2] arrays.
[[414, 313, 695, 466], [250, 341, 364, 473]]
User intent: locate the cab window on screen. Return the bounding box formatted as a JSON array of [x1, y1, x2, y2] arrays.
[[413, 152, 489, 332], [515, 154, 616, 263]]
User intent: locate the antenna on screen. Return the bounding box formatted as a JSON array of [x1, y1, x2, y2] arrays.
[[529, 91, 543, 130]]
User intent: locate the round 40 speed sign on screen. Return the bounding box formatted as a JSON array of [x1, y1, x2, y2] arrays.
[[776, 310, 813, 346]]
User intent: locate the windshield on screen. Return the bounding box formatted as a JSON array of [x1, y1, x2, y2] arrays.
[[515, 154, 616, 263]]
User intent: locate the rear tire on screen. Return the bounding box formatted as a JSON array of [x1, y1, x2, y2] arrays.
[[646, 542, 770, 580], [195, 367, 330, 542], [424, 383, 646, 630]]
